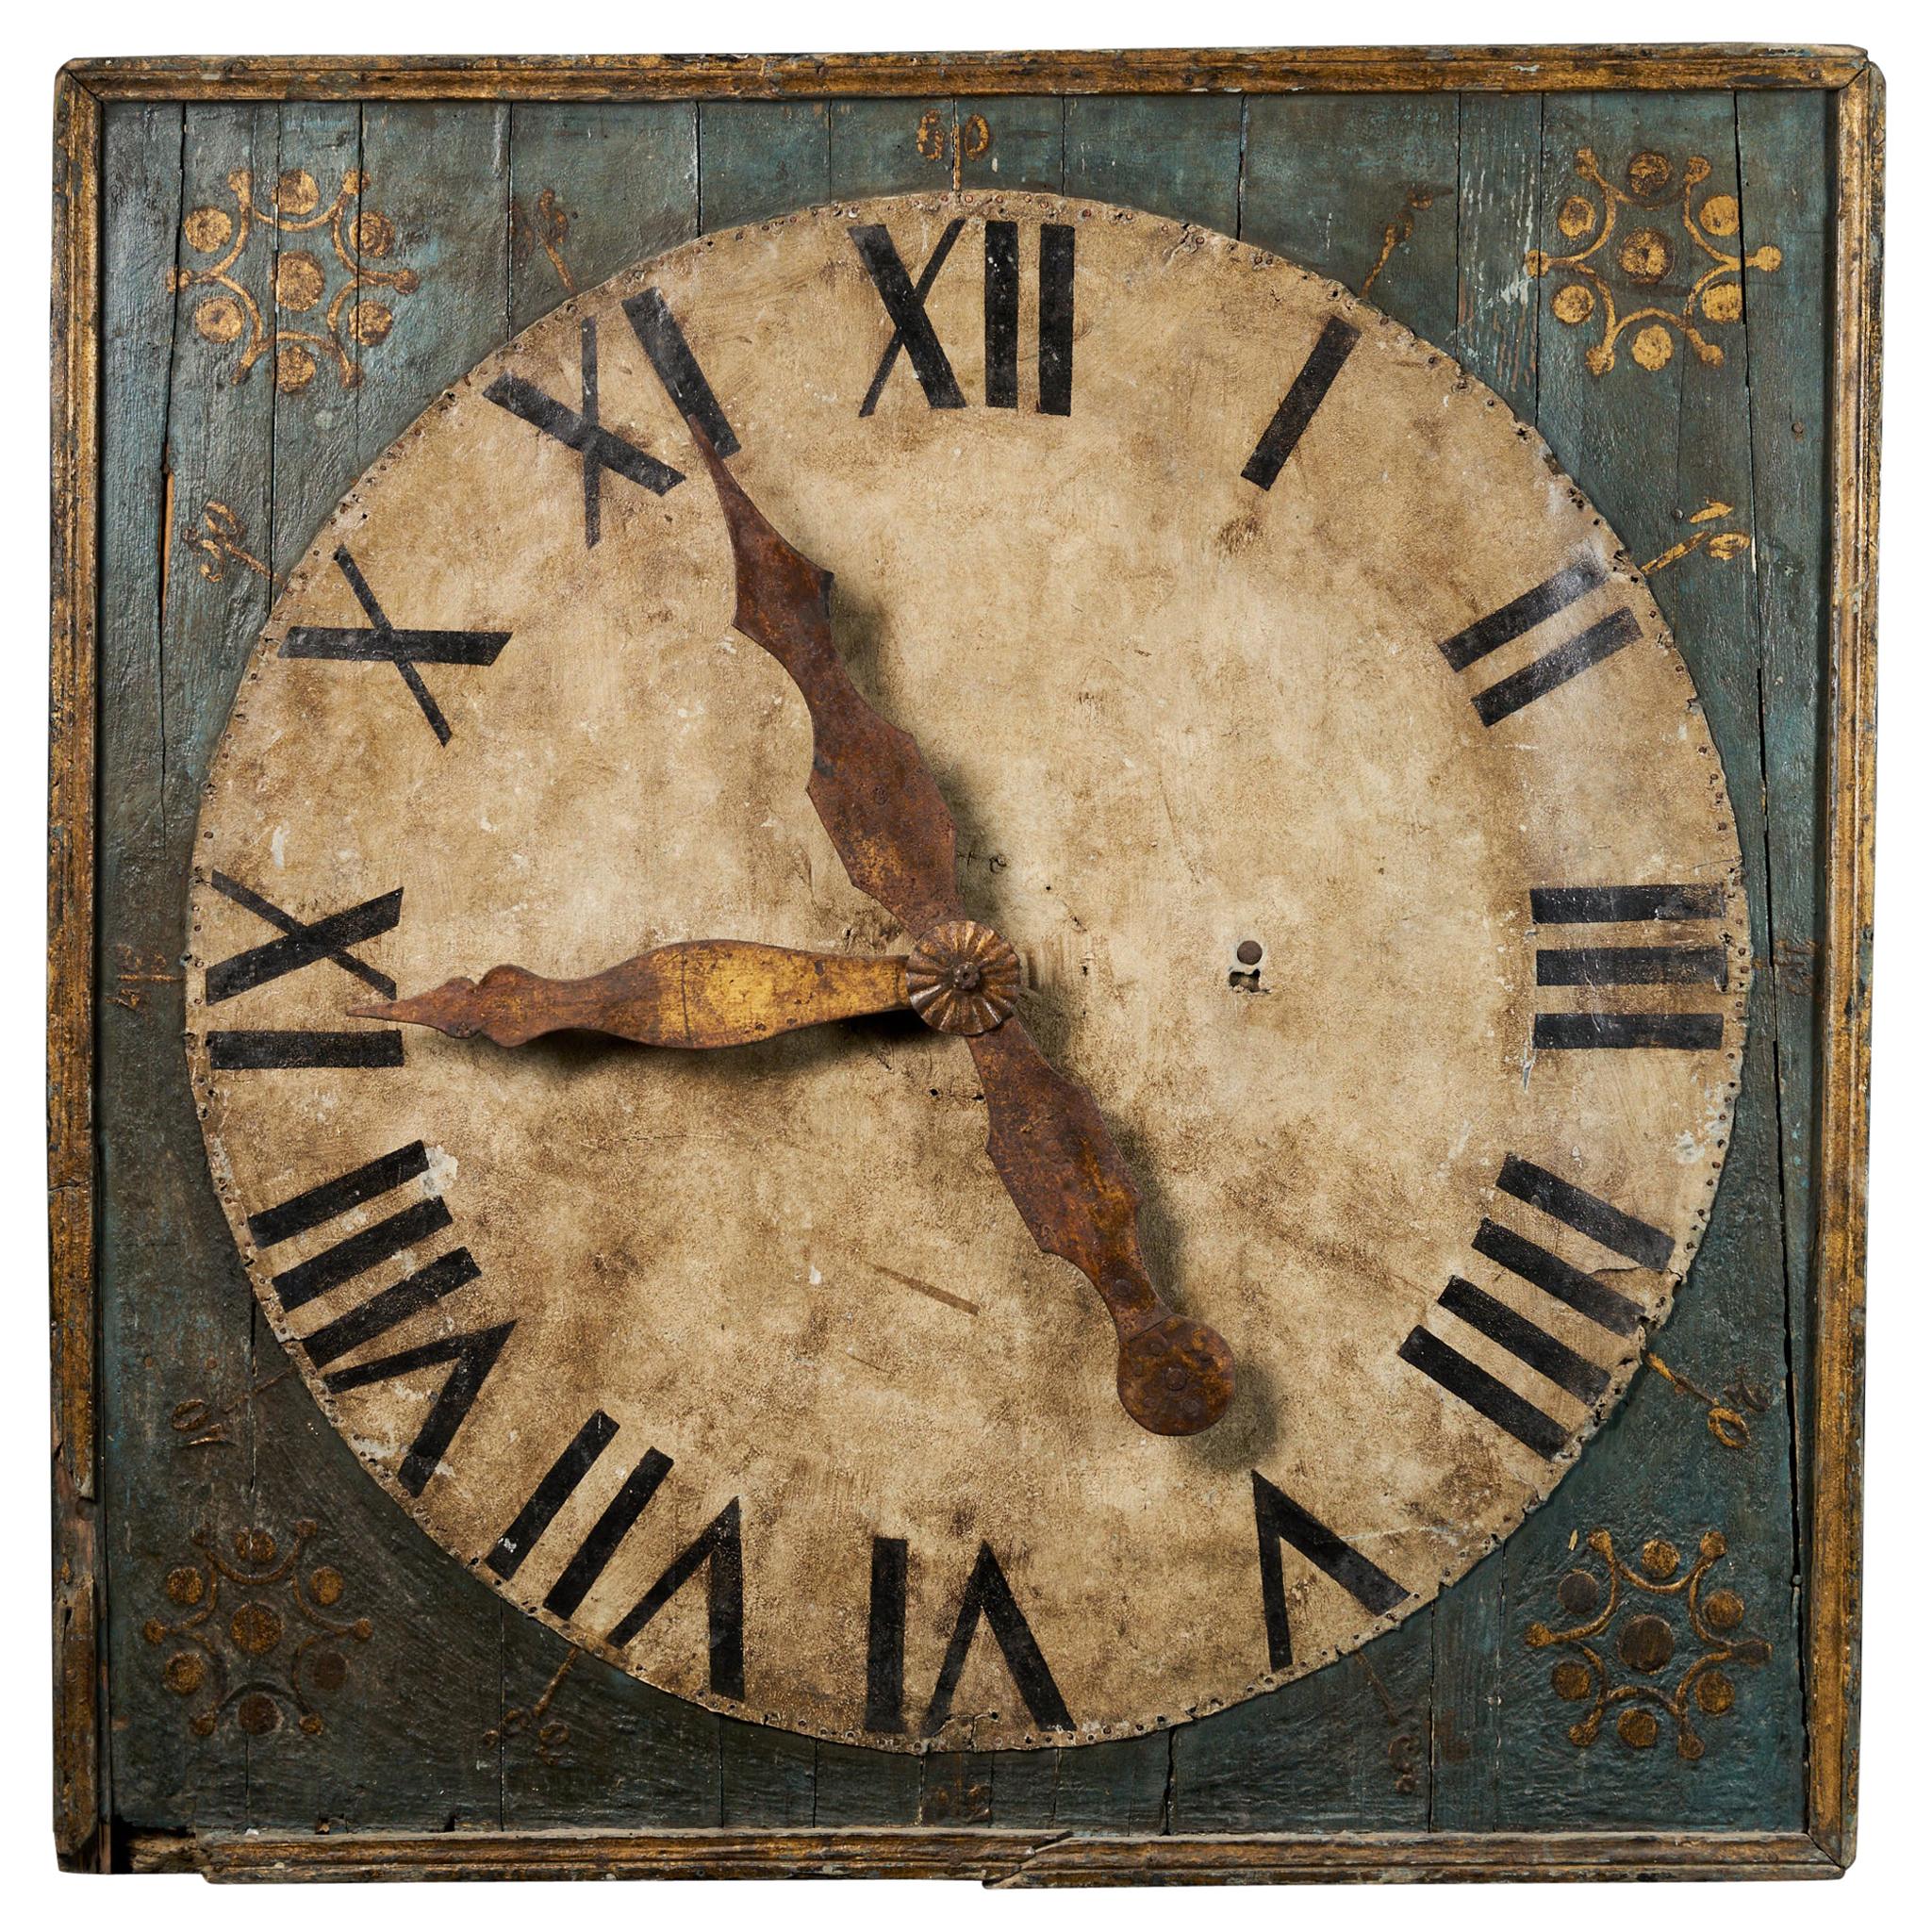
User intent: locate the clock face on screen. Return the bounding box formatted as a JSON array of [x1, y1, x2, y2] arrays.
[[187, 192, 1747, 1751]]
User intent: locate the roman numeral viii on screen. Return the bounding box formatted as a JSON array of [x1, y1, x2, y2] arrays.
[[1530, 883, 1729, 1050], [246, 1141, 510, 1496], [852, 219, 1075, 416], [487, 1410, 744, 1699], [202, 869, 404, 1070], [1437, 553, 1641, 726], [1398, 1154, 1675, 1460]]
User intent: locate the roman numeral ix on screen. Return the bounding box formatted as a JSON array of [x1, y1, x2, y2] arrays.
[[1530, 883, 1729, 1051], [202, 870, 404, 1071], [487, 1410, 745, 1699], [1398, 1155, 1675, 1460], [1438, 553, 1641, 726], [852, 218, 1075, 417], [282, 546, 511, 746], [246, 1141, 510, 1496]]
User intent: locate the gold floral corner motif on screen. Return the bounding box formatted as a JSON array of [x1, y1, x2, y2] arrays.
[[1527, 149, 1783, 375], [1527, 1528, 1771, 1759], [168, 167, 421, 393], [141, 1518, 372, 1738]]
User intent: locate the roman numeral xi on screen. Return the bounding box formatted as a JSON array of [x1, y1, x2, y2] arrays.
[[202, 869, 404, 1070], [852, 218, 1075, 416], [1530, 883, 1729, 1051], [246, 1140, 511, 1497], [1399, 1155, 1675, 1461]]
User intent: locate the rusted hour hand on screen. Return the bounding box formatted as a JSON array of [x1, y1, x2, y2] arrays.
[[690, 427, 1234, 1436], [349, 940, 906, 1049]]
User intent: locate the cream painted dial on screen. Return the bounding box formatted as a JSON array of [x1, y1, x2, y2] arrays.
[[187, 192, 1747, 1750]]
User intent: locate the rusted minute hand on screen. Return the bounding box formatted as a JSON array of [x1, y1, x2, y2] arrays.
[[349, 940, 907, 1049], [687, 424, 1234, 1437]]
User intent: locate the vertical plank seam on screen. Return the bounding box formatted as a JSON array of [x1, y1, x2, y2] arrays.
[[1728, 86, 1813, 1769]]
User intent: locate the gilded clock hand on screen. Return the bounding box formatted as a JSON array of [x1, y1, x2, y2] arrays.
[[689, 427, 1234, 1436], [348, 939, 908, 1049]]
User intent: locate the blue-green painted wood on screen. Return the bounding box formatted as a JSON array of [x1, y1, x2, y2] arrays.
[[507, 104, 698, 333], [1426, 91, 1545, 1833], [1241, 94, 1459, 339], [1738, 88, 1834, 1585], [1063, 96, 1243, 235], [1490, 90, 1804, 1830], [91, 87, 1835, 1847]]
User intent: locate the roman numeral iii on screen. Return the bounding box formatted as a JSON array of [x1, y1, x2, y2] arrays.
[[1398, 1154, 1674, 1459], [1437, 553, 1641, 726], [1529, 883, 1729, 1050], [246, 1141, 509, 1496], [851, 218, 1075, 416]]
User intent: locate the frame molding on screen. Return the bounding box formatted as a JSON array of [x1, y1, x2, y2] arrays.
[[48, 45, 1881, 1881]]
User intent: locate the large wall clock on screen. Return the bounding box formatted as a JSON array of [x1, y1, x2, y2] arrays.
[[54, 49, 1877, 1880], [186, 190, 1749, 1750]]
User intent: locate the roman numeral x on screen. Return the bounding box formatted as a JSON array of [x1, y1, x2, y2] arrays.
[[281, 547, 512, 746]]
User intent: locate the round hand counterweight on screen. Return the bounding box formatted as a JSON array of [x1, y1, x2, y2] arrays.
[[686, 425, 1236, 1437]]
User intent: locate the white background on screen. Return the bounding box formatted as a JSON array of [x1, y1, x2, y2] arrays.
[[0, 0, 1920, 1922]]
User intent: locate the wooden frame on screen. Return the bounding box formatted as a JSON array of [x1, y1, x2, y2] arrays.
[[48, 46, 1881, 1881]]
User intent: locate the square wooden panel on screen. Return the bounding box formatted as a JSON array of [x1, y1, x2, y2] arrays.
[[49, 46, 1879, 1881]]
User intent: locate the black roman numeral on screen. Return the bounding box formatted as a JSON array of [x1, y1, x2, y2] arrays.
[[608, 1500, 745, 1700], [246, 1142, 508, 1496], [1242, 316, 1361, 489], [1530, 883, 1729, 1050], [282, 546, 512, 746], [624, 287, 740, 458], [486, 1412, 744, 1697], [1398, 1154, 1674, 1460], [864, 1536, 1071, 1736], [207, 1030, 403, 1069], [486, 318, 684, 548], [1250, 1473, 1409, 1672], [1437, 553, 1641, 726], [853, 219, 1075, 417], [205, 871, 402, 1002]]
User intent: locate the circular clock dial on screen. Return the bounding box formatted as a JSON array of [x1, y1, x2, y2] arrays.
[[188, 192, 1747, 1750]]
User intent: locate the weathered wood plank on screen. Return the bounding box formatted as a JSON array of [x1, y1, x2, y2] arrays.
[[698, 103, 829, 232], [1492, 90, 1803, 1830], [1062, 96, 1243, 235], [1241, 94, 1459, 339], [1738, 88, 1834, 1581], [237, 100, 514, 1832], [98, 95, 251, 1833], [960, 96, 1064, 193], [507, 103, 697, 331], [831, 97, 955, 200]]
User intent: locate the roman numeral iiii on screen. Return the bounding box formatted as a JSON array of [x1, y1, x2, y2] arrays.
[[246, 1141, 509, 1496]]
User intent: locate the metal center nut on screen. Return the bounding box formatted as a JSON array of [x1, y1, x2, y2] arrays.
[[906, 919, 1022, 1035]]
